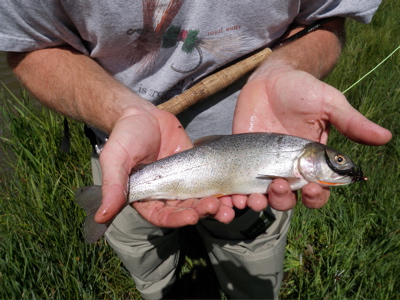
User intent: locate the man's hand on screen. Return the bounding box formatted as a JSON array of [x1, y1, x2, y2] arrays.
[[232, 63, 392, 210], [95, 107, 235, 226]]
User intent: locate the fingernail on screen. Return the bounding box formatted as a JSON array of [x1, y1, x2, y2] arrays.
[[97, 204, 110, 216]]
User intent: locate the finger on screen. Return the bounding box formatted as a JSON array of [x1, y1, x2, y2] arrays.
[[133, 201, 200, 228], [176, 197, 221, 218], [247, 193, 269, 212], [218, 195, 234, 208], [301, 183, 330, 209], [267, 179, 296, 211], [176, 197, 235, 224], [210, 204, 236, 224], [324, 92, 392, 146], [231, 194, 248, 209]]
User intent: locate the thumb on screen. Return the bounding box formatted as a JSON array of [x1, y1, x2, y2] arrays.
[[94, 139, 130, 224], [325, 93, 392, 146], [93, 113, 159, 224]]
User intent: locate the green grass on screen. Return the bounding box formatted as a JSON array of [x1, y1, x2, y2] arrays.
[[0, 89, 140, 299], [1, 0, 399, 298]]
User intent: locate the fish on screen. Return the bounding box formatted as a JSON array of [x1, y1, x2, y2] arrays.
[[76, 132, 365, 243]]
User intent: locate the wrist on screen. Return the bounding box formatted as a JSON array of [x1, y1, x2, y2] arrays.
[[115, 103, 178, 138], [250, 18, 344, 81], [113, 103, 159, 131], [101, 90, 160, 134]]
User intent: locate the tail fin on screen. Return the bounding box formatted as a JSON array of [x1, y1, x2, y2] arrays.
[[75, 185, 110, 244]]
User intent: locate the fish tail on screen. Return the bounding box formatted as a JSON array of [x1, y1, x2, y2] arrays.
[[75, 185, 110, 244]]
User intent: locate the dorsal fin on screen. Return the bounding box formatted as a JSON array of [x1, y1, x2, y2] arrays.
[[194, 135, 227, 147]]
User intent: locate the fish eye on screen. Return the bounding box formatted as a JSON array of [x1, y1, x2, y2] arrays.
[[335, 155, 346, 165]]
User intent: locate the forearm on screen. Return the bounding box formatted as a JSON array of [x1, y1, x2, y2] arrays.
[[7, 47, 155, 134], [253, 18, 345, 80]]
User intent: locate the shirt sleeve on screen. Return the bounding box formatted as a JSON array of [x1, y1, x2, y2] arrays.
[[0, 0, 89, 53], [296, 0, 382, 24]]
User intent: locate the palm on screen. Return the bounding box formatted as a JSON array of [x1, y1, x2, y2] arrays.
[[234, 68, 391, 146], [234, 69, 333, 143]]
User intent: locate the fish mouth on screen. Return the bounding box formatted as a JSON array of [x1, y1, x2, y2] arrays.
[[336, 165, 367, 183], [350, 166, 367, 183], [324, 151, 366, 183], [317, 167, 366, 186], [337, 164, 366, 183]]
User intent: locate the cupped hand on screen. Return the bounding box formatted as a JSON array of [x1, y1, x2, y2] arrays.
[[232, 64, 392, 210], [94, 106, 235, 226]]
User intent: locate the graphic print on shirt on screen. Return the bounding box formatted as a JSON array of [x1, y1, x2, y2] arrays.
[[123, 0, 247, 76], [161, 23, 246, 74], [121, 0, 184, 74]]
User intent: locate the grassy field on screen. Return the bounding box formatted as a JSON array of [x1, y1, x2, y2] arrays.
[[1, 0, 399, 299]]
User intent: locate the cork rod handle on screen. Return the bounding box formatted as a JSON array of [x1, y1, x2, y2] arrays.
[[157, 47, 272, 115]]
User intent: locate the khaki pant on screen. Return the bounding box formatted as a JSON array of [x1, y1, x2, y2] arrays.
[[92, 156, 292, 299]]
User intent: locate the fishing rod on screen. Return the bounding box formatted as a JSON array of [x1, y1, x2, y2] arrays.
[[157, 18, 334, 115]]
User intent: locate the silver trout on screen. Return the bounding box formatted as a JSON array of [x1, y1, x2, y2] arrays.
[[76, 132, 365, 243]]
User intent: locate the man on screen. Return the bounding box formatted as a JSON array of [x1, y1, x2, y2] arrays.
[[0, 1, 391, 298]]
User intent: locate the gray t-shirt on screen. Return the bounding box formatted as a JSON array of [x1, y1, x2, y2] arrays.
[[0, 0, 381, 140]]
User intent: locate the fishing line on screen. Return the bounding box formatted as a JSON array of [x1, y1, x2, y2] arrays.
[[342, 45, 400, 94]]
